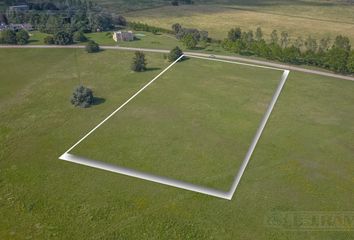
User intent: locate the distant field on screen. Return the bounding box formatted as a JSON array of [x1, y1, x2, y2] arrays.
[[121, 0, 354, 42], [70, 57, 282, 191], [0, 48, 353, 239]]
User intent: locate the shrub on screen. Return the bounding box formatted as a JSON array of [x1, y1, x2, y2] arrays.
[[53, 31, 73, 45], [131, 51, 147, 72], [85, 40, 100, 53], [0, 29, 17, 44], [168, 46, 183, 62], [70, 85, 94, 108], [16, 30, 30, 45], [182, 34, 197, 49]]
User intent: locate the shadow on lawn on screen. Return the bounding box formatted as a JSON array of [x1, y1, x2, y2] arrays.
[[92, 97, 106, 106]]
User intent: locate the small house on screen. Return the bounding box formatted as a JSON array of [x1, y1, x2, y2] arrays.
[[113, 31, 134, 42]]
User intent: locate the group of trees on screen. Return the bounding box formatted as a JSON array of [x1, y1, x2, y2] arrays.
[[5, 1, 126, 36], [172, 23, 208, 49], [222, 27, 353, 73], [0, 29, 29, 44]]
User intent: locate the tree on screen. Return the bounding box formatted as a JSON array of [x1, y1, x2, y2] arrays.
[[305, 36, 318, 53], [172, 23, 182, 34], [270, 30, 278, 44], [280, 31, 289, 48], [182, 33, 197, 49], [0, 29, 17, 44], [16, 30, 30, 45], [333, 35, 351, 52], [255, 27, 263, 41], [71, 85, 94, 108], [53, 31, 73, 45], [131, 51, 147, 72], [85, 40, 100, 53], [171, 0, 179, 6], [44, 35, 54, 44], [319, 37, 331, 53], [347, 50, 354, 73], [326, 47, 349, 73], [227, 27, 242, 42], [168, 46, 183, 62], [73, 31, 87, 42]]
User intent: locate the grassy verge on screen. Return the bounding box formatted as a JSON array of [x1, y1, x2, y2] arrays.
[[0, 48, 353, 239]]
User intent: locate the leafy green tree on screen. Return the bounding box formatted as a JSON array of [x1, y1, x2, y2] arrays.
[[333, 35, 351, 52], [182, 33, 197, 49], [73, 31, 87, 42], [347, 51, 354, 73], [172, 23, 182, 34], [326, 47, 349, 73], [16, 30, 30, 45], [0, 29, 17, 44], [131, 51, 147, 72], [168, 46, 183, 62], [85, 40, 100, 53], [53, 31, 73, 45], [227, 27, 242, 42], [71, 85, 94, 108]]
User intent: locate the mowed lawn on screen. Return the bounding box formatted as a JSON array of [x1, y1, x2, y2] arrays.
[[124, 1, 354, 42], [0, 49, 353, 239], [71, 57, 282, 191]]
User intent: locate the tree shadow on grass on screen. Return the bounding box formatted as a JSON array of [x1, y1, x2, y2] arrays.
[[92, 97, 106, 106], [145, 67, 162, 72]]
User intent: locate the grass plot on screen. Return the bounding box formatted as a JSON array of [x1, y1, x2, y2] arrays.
[[69, 57, 283, 192]]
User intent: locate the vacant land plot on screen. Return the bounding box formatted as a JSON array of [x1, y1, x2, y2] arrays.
[[69, 57, 282, 191], [124, 1, 354, 42], [0, 49, 353, 239]]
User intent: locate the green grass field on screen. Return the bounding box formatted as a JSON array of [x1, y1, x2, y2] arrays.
[[0, 48, 353, 239], [70, 57, 282, 191], [122, 0, 354, 42]]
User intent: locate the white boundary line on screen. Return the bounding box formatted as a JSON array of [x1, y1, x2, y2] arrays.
[[59, 55, 290, 200]]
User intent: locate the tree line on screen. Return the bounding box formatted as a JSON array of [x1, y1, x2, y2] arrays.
[[3, 1, 126, 34], [222, 27, 353, 74]]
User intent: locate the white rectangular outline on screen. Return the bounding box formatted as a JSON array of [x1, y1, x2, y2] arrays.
[[59, 54, 290, 200]]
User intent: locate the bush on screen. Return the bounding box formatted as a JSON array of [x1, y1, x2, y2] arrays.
[[73, 31, 87, 42], [85, 40, 100, 53], [0, 29, 17, 44], [182, 34, 197, 49], [44, 35, 54, 44], [16, 30, 30, 45], [70, 85, 94, 108], [131, 51, 147, 72], [168, 46, 183, 62], [53, 31, 73, 45]]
